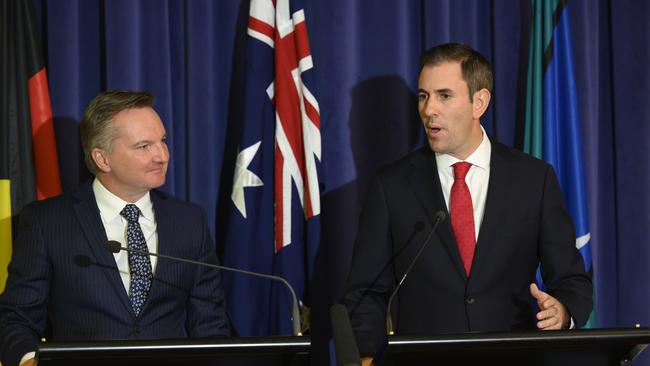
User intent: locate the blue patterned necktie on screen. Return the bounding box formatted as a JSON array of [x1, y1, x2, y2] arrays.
[[120, 203, 153, 317]]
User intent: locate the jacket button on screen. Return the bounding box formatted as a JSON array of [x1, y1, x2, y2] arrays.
[[134, 325, 143, 334], [465, 297, 475, 304]]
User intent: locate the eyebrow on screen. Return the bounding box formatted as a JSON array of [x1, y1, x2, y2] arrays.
[[417, 88, 455, 94], [131, 136, 165, 146], [434, 88, 455, 94], [132, 139, 154, 146]]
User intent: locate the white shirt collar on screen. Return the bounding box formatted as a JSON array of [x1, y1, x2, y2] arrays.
[[92, 178, 154, 223], [435, 125, 492, 171]]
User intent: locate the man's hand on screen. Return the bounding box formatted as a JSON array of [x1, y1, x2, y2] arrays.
[[530, 283, 569, 330], [361, 357, 374, 366], [19, 358, 36, 366]]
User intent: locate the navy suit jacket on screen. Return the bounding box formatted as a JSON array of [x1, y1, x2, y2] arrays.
[[343, 141, 593, 356], [0, 182, 230, 366]]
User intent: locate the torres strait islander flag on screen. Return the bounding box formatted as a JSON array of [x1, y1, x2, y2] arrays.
[[524, 0, 597, 327]]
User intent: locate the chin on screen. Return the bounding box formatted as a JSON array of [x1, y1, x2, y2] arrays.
[[427, 141, 445, 154], [152, 181, 166, 189], [147, 177, 166, 190], [146, 171, 167, 186]]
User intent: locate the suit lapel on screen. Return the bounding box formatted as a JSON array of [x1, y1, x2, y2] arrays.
[[406, 148, 467, 279], [148, 190, 174, 300], [72, 182, 133, 315], [471, 141, 512, 279]]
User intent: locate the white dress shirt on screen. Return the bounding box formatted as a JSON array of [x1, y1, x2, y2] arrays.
[[435, 126, 491, 241], [93, 178, 159, 292]]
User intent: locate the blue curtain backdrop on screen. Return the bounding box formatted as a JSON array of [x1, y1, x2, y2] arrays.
[[21, 0, 650, 364]]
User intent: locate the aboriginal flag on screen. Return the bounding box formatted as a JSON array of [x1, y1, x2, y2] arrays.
[[0, 0, 61, 292]]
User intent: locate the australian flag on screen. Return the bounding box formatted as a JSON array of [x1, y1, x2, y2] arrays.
[[221, 0, 321, 336]]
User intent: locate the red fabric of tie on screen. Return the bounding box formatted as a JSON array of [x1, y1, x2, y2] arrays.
[[450, 162, 475, 276]]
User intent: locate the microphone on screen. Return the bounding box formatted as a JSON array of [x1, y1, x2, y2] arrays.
[[105, 240, 303, 336], [330, 304, 361, 366], [346, 221, 425, 319], [385, 210, 446, 335]]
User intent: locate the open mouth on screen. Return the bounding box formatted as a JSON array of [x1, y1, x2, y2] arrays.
[[428, 127, 442, 135]]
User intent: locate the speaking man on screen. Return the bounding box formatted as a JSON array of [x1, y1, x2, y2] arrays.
[[342, 43, 593, 363]]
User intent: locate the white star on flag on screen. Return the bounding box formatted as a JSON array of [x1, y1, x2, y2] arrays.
[[231, 141, 264, 218], [576, 232, 590, 250]]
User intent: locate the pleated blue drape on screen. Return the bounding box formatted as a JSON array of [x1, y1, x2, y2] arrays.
[[27, 0, 650, 364]]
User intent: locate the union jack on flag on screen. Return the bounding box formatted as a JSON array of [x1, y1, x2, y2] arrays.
[[221, 0, 321, 336]]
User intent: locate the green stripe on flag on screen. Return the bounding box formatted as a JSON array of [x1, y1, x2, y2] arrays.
[[524, 0, 544, 158]]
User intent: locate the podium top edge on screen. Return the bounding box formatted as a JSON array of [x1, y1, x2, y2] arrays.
[[388, 327, 650, 346]]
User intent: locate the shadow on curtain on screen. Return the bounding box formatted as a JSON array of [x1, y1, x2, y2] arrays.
[[26, 0, 650, 364]]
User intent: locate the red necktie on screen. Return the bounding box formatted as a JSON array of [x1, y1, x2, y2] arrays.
[[450, 162, 475, 276]]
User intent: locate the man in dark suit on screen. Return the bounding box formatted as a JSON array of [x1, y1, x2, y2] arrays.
[[0, 90, 230, 366], [342, 43, 593, 363]]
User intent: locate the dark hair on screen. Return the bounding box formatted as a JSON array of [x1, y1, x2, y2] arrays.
[[80, 90, 154, 174], [420, 43, 493, 100]]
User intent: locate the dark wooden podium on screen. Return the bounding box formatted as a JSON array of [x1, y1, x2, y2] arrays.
[[382, 328, 650, 366], [37, 336, 310, 365], [36, 328, 650, 366]]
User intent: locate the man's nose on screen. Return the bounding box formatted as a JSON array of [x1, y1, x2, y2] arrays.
[[421, 97, 439, 117], [152, 143, 169, 163]]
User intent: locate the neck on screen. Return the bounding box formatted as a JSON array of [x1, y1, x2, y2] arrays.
[[96, 175, 148, 203], [452, 124, 484, 161]]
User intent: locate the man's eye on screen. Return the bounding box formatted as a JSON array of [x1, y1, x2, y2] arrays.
[[440, 94, 451, 100], [418, 93, 428, 101]]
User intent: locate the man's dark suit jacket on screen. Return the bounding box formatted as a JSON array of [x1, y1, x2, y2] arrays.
[[0, 182, 230, 366], [343, 141, 593, 356]]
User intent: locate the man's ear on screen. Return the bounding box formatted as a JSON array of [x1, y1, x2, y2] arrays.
[[91, 148, 111, 173], [472, 88, 491, 119]]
